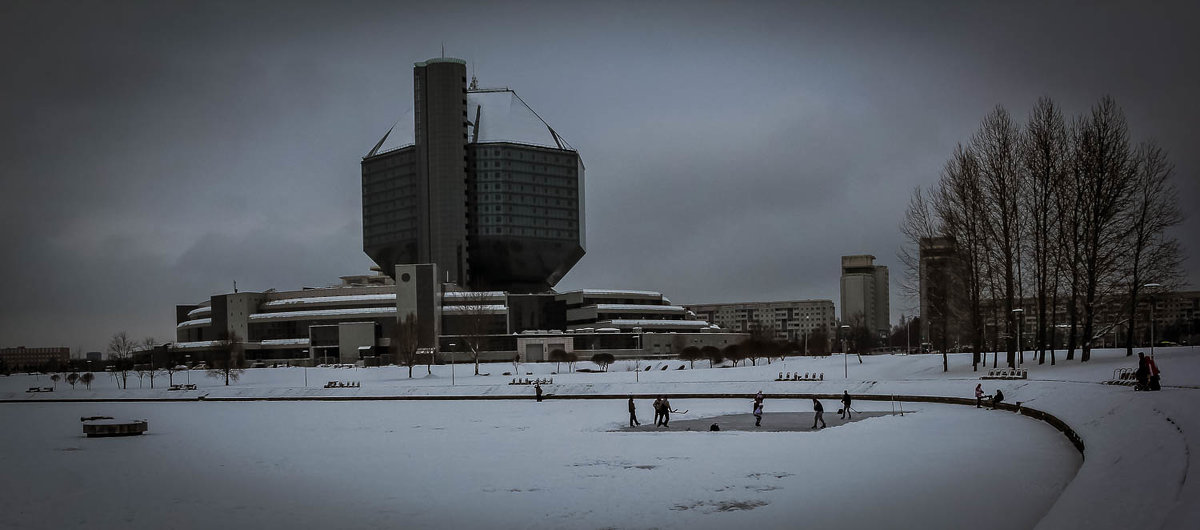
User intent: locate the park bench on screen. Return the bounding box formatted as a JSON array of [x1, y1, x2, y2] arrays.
[[509, 377, 553, 385], [1107, 368, 1138, 386], [982, 368, 1028, 380], [26, 387, 54, 393], [775, 372, 823, 382], [323, 381, 360, 388], [167, 384, 198, 391]]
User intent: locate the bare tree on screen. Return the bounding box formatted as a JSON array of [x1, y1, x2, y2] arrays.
[[140, 337, 159, 389], [973, 106, 1023, 368], [933, 145, 989, 370], [1072, 96, 1138, 362], [392, 314, 421, 378], [453, 291, 501, 376], [107, 332, 136, 389], [67, 372, 79, 389], [678, 346, 702, 369], [49, 373, 60, 389], [590, 352, 614, 372], [701, 345, 722, 367], [548, 348, 569, 373], [1120, 142, 1185, 355], [80, 372, 94, 389], [1019, 97, 1069, 365], [208, 332, 246, 386]]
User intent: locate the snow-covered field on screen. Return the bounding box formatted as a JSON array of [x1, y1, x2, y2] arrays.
[[1, 347, 1197, 529]]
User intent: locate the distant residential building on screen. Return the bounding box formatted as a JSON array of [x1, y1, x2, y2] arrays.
[[919, 237, 968, 351], [840, 255, 890, 339], [1, 346, 69, 370], [687, 300, 836, 346], [85, 351, 103, 362], [982, 290, 1200, 349]]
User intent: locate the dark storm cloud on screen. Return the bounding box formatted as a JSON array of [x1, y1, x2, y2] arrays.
[[2, 1, 1197, 351]]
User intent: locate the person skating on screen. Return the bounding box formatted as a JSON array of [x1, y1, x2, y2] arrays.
[[628, 396, 640, 427], [811, 398, 826, 429], [535, 383, 543, 402], [660, 396, 672, 427], [841, 391, 852, 419], [652, 397, 664, 426], [753, 390, 765, 427], [975, 383, 985, 408]]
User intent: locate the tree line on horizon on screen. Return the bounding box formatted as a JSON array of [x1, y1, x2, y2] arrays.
[[900, 96, 1184, 369]]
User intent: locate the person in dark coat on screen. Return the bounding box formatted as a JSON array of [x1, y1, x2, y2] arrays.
[[754, 402, 764, 427], [535, 383, 543, 402], [841, 391, 852, 419], [1135, 352, 1150, 391], [652, 397, 663, 426], [628, 396, 640, 427], [660, 396, 672, 427], [991, 389, 1004, 409], [811, 398, 826, 429]]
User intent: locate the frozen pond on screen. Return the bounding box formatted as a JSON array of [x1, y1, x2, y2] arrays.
[[0, 398, 1080, 529]]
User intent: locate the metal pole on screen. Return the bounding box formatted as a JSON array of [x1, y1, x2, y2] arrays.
[[1144, 283, 1161, 358]]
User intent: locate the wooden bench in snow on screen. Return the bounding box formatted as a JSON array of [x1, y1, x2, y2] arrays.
[[509, 378, 552, 385], [982, 368, 1028, 380], [26, 387, 54, 393], [1107, 368, 1138, 386], [775, 372, 823, 382], [324, 381, 360, 388], [167, 384, 197, 391]]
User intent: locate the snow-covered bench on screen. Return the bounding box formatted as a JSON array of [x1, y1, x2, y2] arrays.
[[509, 378, 552, 385], [26, 387, 53, 393], [775, 372, 823, 382], [982, 368, 1027, 380], [323, 381, 360, 388], [167, 384, 197, 391]]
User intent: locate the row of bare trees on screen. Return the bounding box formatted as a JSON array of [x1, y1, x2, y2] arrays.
[[900, 96, 1183, 369]]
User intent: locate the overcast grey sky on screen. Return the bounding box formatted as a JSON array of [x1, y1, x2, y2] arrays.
[[2, 1, 1197, 352]]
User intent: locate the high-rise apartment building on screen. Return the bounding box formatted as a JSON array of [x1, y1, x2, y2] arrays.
[[840, 255, 890, 339], [362, 58, 584, 293], [919, 237, 968, 351], [687, 299, 836, 351]]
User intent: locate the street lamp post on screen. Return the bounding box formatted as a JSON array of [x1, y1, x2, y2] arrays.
[[1012, 308, 1025, 367], [840, 324, 851, 379], [803, 316, 810, 356], [1144, 283, 1161, 358], [185, 354, 191, 385], [448, 343, 456, 386]]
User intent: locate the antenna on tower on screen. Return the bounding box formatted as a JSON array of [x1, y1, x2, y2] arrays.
[[441, 42, 445, 58]]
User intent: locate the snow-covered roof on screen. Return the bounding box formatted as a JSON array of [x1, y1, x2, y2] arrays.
[[442, 291, 507, 300], [263, 294, 396, 307], [187, 306, 212, 318], [176, 318, 211, 329], [259, 338, 311, 346], [248, 307, 396, 321], [596, 319, 712, 329], [592, 304, 685, 313], [441, 305, 508, 314], [172, 340, 221, 349]]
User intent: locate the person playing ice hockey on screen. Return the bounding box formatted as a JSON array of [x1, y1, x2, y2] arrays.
[[652, 397, 664, 426], [535, 383, 543, 402], [811, 398, 826, 429], [660, 396, 672, 427], [841, 391, 852, 419]]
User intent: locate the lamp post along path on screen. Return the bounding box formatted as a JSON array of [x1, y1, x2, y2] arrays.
[[1144, 283, 1161, 358]]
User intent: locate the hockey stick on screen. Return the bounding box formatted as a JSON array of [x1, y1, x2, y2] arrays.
[[670, 409, 688, 414]]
